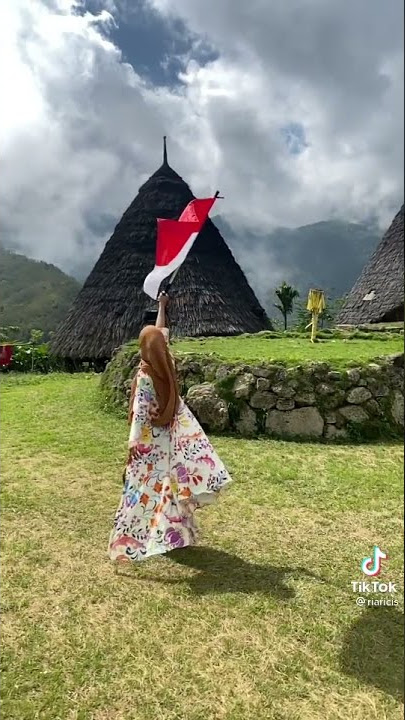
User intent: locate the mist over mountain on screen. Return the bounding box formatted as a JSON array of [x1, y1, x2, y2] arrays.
[[213, 217, 381, 308], [65, 216, 381, 297], [0, 217, 381, 336]]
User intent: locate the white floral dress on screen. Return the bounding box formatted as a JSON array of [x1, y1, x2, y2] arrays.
[[108, 370, 233, 563]]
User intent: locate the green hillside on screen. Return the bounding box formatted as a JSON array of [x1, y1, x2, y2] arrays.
[[0, 247, 81, 341]]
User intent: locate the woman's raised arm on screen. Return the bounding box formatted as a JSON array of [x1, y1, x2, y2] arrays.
[[156, 292, 170, 344], [155, 291, 169, 328]]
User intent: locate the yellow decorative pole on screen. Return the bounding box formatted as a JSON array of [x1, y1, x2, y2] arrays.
[[306, 289, 326, 343]]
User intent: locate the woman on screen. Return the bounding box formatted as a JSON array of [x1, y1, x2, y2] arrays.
[[108, 294, 232, 564]]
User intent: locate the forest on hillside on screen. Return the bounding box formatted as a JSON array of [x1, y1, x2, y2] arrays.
[[0, 246, 80, 341]]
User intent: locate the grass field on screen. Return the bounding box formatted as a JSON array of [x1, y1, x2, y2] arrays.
[[171, 334, 404, 366], [1, 373, 404, 720]]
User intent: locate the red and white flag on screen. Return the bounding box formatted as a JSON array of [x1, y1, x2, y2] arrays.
[[143, 196, 218, 300]]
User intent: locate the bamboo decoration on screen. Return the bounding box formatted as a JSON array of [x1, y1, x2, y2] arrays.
[[306, 289, 326, 343]]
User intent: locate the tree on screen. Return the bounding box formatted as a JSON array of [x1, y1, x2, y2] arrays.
[[274, 282, 300, 330], [28, 329, 45, 371]]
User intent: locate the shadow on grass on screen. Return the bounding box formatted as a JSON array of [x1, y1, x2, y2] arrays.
[[340, 606, 404, 701], [160, 546, 324, 600]]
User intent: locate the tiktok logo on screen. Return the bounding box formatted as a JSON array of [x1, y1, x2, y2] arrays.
[[361, 546, 387, 577]]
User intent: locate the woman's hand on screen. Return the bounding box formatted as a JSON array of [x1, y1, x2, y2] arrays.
[[128, 441, 142, 461], [158, 291, 169, 308]]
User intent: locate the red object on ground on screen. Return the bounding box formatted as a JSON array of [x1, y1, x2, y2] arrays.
[[0, 345, 14, 367]]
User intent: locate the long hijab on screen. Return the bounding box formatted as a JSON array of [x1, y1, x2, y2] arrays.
[[128, 326, 180, 428]]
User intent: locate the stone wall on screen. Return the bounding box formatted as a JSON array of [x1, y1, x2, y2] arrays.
[[101, 348, 404, 442]]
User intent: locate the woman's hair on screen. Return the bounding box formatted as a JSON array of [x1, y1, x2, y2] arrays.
[[128, 326, 179, 427]]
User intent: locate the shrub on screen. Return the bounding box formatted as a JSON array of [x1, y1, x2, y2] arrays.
[[7, 343, 63, 373]]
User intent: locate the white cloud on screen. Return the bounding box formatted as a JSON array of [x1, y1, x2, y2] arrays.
[[146, 0, 404, 226], [0, 0, 164, 272], [0, 0, 403, 277]]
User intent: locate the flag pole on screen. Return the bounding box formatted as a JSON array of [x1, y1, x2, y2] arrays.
[[164, 266, 180, 293], [163, 190, 222, 295]]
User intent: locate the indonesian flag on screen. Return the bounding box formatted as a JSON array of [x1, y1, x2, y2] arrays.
[[143, 196, 218, 300]]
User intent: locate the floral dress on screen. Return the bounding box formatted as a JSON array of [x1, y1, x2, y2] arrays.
[[108, 370, 233, 563]]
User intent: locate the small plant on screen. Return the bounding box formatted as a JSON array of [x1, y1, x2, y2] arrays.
[[9, 343, 55, 373], [30, 329, 45, 346]]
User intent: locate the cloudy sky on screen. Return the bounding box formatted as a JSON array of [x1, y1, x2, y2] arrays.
[[1, 0, 403, 276]]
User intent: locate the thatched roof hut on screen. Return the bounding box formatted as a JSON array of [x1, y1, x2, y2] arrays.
[[51, 141, 270, 360], [337, 205, 404, 325]]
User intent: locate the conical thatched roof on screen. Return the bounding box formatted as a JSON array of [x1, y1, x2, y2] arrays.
[[51, 142, 270, 359], [337, 205, 404, 325]]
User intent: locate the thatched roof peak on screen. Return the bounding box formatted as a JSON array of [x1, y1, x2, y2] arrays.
[[144, 136, 185, 186], [337, 204, 404, 325], [132, 137, 194, 218], [51, 149, 270, 360], [141, 156, 187, 192]]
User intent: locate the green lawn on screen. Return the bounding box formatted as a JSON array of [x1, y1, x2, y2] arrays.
[[171, 334, 404, 366], [1, 374, 404, 720]]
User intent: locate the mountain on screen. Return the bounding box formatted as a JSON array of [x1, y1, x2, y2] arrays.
[[0, 218, 381, 338], [0, 246, 81, 341], [213, 218, 381, 310]]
